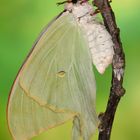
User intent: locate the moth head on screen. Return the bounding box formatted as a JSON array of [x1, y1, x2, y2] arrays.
[[65, 1, 94, 18]]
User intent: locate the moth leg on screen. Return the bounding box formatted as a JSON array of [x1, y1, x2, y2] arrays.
[[91, 6, 112, 16], [108, 0, 112, 3], [80, 0, 90, 4], [90, 8, 100, 15]]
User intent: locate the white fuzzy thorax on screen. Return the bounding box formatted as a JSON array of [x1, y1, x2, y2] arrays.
[[65, 2, 114, 74]]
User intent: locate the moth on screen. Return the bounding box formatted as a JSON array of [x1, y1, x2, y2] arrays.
[[7, 0, 114, 140]]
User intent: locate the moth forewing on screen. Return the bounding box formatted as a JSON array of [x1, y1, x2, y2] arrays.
[[7, 1, 114, 140]]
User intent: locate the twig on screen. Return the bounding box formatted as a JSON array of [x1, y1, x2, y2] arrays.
[[92, 0, 126, 140]]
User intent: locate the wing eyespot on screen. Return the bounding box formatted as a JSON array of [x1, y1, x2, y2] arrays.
[[57, 71, 66, 78]]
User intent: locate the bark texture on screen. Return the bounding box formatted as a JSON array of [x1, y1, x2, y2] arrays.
[[92, 0, 126, 140]]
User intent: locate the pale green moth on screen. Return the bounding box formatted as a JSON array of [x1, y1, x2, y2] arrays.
[[7, 1, 114, 140]]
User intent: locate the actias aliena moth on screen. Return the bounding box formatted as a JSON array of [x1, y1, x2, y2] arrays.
[[7, 0, 114, 140]]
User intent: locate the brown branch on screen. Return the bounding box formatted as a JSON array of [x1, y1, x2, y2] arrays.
[[92, 0, 126, 140]]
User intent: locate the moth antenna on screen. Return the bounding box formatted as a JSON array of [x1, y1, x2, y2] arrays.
[[57, 0, 72, 6], [57, 0, 89, 5]]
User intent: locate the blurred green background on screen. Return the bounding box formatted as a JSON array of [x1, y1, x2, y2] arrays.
[[0, 0, 140, 140]]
